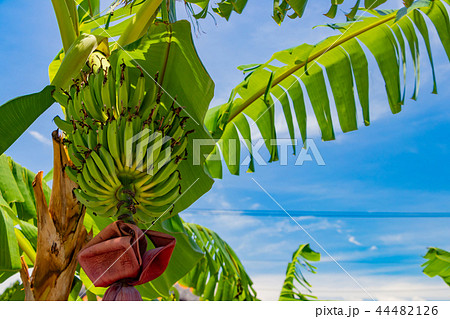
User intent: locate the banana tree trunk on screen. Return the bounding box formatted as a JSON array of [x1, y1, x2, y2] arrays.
[[20, 131, 88, 300]]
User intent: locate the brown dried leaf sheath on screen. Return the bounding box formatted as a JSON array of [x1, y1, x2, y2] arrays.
[[20, 131, 88, 300]]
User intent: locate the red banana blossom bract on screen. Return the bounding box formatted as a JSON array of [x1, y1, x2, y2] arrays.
[[78, 220, 176, 301]]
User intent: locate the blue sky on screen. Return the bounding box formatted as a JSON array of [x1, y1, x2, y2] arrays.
[[1, 0, 449, 300]]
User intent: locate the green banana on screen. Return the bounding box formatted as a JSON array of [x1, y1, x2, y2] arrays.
[[82, 81, 106, 121], [106, 119, 123, 170], [140, 185, 181, 207], [101, 73, 112, 113], [72, 129, 88, 154], [124, 119, 134, 168], [140, 158, 179, 192], [85, 156, 116, 191], [134, 129, 155, 172], [138, 203, 174, 219], [98, 146, 117, 177], [129, 71, 145, 112], [98, 125, 108, 151], [139, 76, 157, 118], [54, 116, 74, 133], [64, 165, 79, 182], [141, 170, 180, 198], [81, 165, 110, 196], [118, 116, 128, 166], [118, 64, 129, 114], [90, 150, 120, 187], [74, 189, 116, 209], [65, 98, 76, 121], [171, 136, 188, 159], [77, 172, 112, 198], [87, 128, 98, 150], [169, 124, 185, 142], [71, 90, 83, 122], [107, 67, 118, 118], [94, 68, 105, 110], [92, 202, 119, 218], [67, 143, 84, 168]]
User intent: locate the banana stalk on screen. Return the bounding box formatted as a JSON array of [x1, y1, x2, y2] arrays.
[[51, 0, 78, 52], [115, 0, 164, 48]]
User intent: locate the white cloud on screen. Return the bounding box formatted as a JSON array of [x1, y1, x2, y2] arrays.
[[348, 235, 363, 246], [295, 217, 342, 232], [251, 272, 450, 301], [200, 191, 233, 209], [379, 234, 405, 244], [29, 130, 52, 146]]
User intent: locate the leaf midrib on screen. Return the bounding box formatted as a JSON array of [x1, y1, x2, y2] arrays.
[[227, 12, 396, 123], [157, 24, 174, 95]]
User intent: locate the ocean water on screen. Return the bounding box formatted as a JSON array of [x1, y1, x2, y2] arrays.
[[182, 210, 450, 301]]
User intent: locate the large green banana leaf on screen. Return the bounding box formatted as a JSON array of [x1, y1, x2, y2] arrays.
[[422, 247, 450, 286], [279, 243, 320, 301], [179, 223, 258, 301], [205, 0, 450, 177], [110, 20, 215, 216], [0, 87, 55, 156], [0, 154, 50, 279]]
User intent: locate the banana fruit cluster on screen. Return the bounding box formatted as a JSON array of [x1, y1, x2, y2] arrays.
[[54, 57, 191, 223]]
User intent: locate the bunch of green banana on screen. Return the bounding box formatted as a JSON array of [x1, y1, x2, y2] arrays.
[[54, 56, 192, 224]]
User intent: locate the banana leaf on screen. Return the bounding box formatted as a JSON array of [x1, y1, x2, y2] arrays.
[[279, 243, 320, 301], [179, 223, 258, 301], [422, 247, 450, 286], [207, 0, 450, 176]]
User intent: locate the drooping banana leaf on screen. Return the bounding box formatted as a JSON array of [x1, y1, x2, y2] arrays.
[[0, 86, 55, 156], [422, 247, 450, 286], [179, 223, 258, 301], [206, 0, 450, 177], [279, 243, 320, 301]]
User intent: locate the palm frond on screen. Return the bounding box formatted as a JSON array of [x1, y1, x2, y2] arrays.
[[179, 223, 258, 301], [422, 247, 450, 286], [204, 0, 450, 177], [185, 0, 394, 24], [184, 0, 248, 21], [279, 244, 320, 301]]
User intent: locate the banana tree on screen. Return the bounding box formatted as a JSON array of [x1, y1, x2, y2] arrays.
[[0, 0, 449, 300]]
